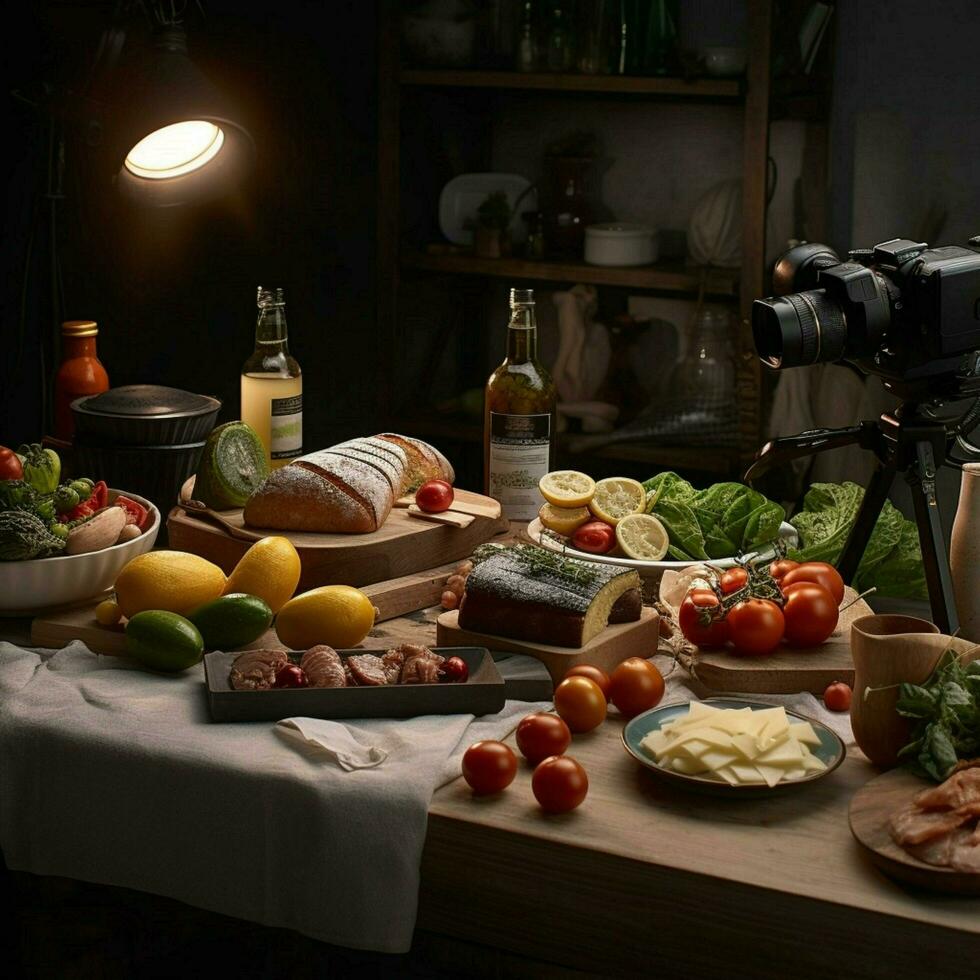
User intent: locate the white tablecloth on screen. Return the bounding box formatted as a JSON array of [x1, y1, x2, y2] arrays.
[[0, 641, 547, 953]]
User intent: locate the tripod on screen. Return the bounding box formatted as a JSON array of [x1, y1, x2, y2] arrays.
[[745, 403, 969, 633]]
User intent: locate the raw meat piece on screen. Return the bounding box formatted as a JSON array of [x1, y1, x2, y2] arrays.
[[950, 829, 980, 872], [229, 649, 290, 691], [914, 766, 980, 810], [344, 662, 356, 686], [399, 644, 445, 685], [890, 806, 974, 846], [381, 648, 405, 685], [347, 654, 388, 686], [301, 645, 347, 688]]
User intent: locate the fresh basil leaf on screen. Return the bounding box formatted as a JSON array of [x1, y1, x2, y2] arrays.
[[895, 683, 937, 718], [926, 724, 960, 781]]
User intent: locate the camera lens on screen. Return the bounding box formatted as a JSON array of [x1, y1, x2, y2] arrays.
[[752, 289, 848, 368]]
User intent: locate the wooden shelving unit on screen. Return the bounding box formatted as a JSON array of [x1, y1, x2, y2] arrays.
[[377, 1, 807, 483]]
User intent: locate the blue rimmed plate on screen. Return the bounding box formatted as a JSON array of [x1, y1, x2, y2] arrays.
[[622, 697, 846, 797]]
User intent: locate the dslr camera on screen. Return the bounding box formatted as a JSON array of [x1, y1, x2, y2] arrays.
[[752, 237, 980, 397]]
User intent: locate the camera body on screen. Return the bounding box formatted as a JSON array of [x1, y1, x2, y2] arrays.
[[753, 237, 980, 395]]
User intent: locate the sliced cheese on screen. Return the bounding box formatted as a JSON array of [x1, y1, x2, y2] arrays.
[[789, 721, 821, 746]]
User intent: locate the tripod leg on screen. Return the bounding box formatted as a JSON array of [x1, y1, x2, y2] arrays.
[[837, 462, 896, 582], [907, 440, 959, 634]]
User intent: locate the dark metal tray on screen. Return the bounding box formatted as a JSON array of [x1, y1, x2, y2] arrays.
[[203, 647, 505, 722]]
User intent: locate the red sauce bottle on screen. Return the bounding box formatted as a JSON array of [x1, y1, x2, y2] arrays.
[[54, 320, 110, 439]]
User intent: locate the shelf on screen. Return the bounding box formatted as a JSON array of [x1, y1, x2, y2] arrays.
[[402, 251, 739, 297], [400, 69, 742, 100], [398, 414, 739, 476]]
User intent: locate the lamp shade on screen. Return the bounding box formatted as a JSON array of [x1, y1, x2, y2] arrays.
[[113, 27, 254, 207]]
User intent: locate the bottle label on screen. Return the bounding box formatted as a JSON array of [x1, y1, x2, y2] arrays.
[[271, 394, 303, 459], [488, 412, 550, 521]]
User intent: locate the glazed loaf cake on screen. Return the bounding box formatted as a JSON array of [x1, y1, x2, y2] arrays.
[[458, 545, 642, 648], [243, 434, 454, 533]]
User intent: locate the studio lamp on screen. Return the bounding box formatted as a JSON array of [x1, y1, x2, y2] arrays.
[[113, 24, 254, 207]]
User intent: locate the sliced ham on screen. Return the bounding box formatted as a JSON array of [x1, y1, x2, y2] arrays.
[[914, 766, 980, 810], [347, 654, 388, 686], [301, 646, 347, 688], [229, 649, 290, 691], [890, 806, 974, 846]]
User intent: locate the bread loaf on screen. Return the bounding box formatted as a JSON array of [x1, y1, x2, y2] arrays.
[[243, 433, 453, 533]]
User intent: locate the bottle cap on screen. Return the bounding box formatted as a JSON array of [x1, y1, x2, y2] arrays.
[[510, 288, 535, 306], [62, 320, 98, 337], [257, 287, 285, 309]]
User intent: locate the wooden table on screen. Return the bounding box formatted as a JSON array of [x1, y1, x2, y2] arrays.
[[6, 600, 980, 978]]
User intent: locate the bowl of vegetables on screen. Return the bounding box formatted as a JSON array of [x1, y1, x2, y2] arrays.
[[0, 443, 159, 613]]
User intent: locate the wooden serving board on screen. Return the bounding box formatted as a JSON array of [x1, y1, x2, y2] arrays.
[[849, 767, 980, 895], [436, 607, 660, 685], [30, 562, 467, 656], [680, 589, 872, 695], [167, 483, 509, 590]]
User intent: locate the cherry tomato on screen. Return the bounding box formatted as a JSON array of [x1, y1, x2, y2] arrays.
[[727, 598, 785, 657], [781, 582, 839, 647], [564, 664, 611, 701], [720, 567, 749, 595], [678, 589, 730, 647], [608, 657, 665, 719], [0, 447, 23, 481], [461, 740, 517, 795], [823, 681, 852, 712], [439, 656, 469, 683], [769, 558, 799, 581], [531, 755, 589, 813], [781, 562, 845, 605], [571, 520, 617, 555], [516, 712, 572, 764], [416, 479, 454, 513], [274, 664, 308, 688], [440, 590, 459, 610], [553, 676, 607, 733], [114, 495, 149, 529]]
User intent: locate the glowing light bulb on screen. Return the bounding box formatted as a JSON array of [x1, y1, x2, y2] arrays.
[[124, 120, 225, 179]]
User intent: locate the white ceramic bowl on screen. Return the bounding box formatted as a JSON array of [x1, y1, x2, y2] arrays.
[[0, 490, 160, 614], [584, 223, 658, 267]]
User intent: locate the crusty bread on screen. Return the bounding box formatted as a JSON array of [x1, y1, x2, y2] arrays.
[[242, 434, 453, 533]]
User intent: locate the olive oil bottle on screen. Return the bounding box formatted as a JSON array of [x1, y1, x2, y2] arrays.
[[241, 287, 303, 469], [484, 288, 557, 520]]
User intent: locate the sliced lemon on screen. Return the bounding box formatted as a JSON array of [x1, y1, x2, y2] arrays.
[[539, 470, 596, 508], [589, 477, 647, 526], [538, 502, 592, 536], [616, 513, 670, 561]]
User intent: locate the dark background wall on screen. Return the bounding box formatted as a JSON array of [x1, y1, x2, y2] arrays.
[[1, 0, 379, 450]]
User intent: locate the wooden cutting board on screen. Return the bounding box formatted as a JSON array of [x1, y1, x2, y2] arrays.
[[678, 589, 872, 695], [436, 607, 660, 685], [849, 766, 980, 895], [167, 485, 509, 590], [30, 562, 465, 656]]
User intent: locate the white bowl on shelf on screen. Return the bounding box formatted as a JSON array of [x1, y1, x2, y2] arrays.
[[0, 490, 160, 615], [584, 223, 658, 267]]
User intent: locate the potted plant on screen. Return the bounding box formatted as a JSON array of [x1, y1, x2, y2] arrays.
[[470, 191, 512, 258]]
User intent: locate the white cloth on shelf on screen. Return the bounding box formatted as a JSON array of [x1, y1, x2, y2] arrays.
[[0, 641, 548, 954]]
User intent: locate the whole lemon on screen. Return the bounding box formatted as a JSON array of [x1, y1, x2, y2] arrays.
[[114, 551, 227, 619], [275, 585, 376, 649], [223, 536, 301, 613]]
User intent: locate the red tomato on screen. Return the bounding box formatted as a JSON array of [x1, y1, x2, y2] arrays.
[[531, 755, 589, 813], [516, 713, 572, 765], [720, 567, 749, 595], [274, 664, 308, 688], [0, 447, 23, 481], [462, 740, 517, 795], [608, 657, 665, 719], [823, 681, 852, 712], [114, 495, 149, 529], [781, 582, 839, 647], [416, 479, 454, 513], [781, 562, 845, 605], [678, 589, 730, 647], [553, 676, 607, 733], [769, 558, 799, 581], [564, 664, 611, 701], [571, 520, 616, 554], [727, 598, 785, 657], [438, 656, 469, 683], [61, 480, 109, 521]]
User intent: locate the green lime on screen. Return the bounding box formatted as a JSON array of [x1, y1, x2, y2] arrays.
[[193, 421, 269, 510], [126, 610, 205, 672], [188, 593, 273, 650]]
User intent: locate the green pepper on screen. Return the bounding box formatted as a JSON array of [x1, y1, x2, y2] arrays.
[[34, 496, 56, 523], [69, 479, 93, 502], [16, 444, 61, 495], [0, 480, 37, 513], [54, 485, 80, 511]]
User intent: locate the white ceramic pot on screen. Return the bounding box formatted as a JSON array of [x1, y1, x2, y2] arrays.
[[584, 223, 657, 267], [951, 462, 980, 641], [0, 490, 160, 614]]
